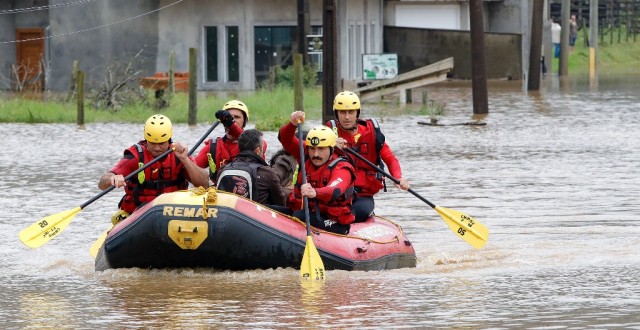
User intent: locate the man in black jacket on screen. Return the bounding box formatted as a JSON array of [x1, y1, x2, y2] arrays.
[[216, 129, 285, 206]]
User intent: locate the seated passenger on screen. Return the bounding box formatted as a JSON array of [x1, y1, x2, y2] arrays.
[[217, 129, 285, 206]]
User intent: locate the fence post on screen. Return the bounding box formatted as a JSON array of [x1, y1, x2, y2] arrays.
[[67, 60, 78, 102], [76, 70, 84, 127], [188, 48, 197, 126], [294, 54, 304, 112], [169, 50, 175, 96]]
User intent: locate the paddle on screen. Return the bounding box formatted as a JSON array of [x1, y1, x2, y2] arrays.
[[88, 121, 221, 258], [342, 147, 489, 249], [297, 124, 326, 280], [19, 147, 175, 249]]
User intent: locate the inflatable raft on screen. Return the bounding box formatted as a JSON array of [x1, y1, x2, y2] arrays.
[[95, 188, 416, 271]]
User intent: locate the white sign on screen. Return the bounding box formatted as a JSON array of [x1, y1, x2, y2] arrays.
[[362, 53, 398, 80]]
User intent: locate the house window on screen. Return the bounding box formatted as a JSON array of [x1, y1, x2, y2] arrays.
[[254, 26, 295, 84], [205, 26, 218, 82], [227, 26, 239, 82], [254, 26, 322, 84]]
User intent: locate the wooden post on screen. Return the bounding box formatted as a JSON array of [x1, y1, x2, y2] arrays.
[[188, 48, 197, 126], [297, 0, 310, 64], [559, 0, 570, 76], [469, 0, 488, 114], [294, 54, 304, 112], [589, 0, 598, 83], [322, 0, 337, 123], [268, 66, 276, 90], [76, 70, 84, 127], [169, 50, 175, 96], [528, 0, 544, 90], [67, 60, 79, 101]]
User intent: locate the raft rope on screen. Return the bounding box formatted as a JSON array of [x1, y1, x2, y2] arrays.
[[189, 187, 404, 244], [191, 186, 218, 220], [315, 214, 403, 244]]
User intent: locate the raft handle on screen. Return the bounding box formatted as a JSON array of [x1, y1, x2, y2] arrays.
[[357, 246, 368, 253], [178, 226, 198, 233]]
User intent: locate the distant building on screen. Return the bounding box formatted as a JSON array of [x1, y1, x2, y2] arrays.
[[0, 0, 538, 93]]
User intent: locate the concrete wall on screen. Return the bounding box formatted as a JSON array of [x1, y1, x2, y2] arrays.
[[384, 26, 522, 80], [338, 0, 384, 81], [47, 0, 159, 91]]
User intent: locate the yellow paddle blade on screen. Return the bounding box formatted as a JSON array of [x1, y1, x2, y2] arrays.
[[89, 228, 111, 259], [436, 206, 489, 249], [299, 235, 325, 280], [19, 207, 81, 249]]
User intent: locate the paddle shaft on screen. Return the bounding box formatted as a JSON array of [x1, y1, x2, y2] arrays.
[[188, 121, 220, 155], [342, 147, 436, 209], [82, 147, 174, 209], [297, 125, 312, 236]]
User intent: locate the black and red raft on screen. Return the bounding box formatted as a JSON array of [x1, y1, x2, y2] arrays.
[[95, 188, 416, 271]]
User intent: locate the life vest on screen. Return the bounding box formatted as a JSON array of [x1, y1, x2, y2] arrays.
[[328, 118, 386, 196], [206, 137, 238, 182], [289, 156, 355, 225], [216, 156, 263, 200], [119, 141, 188, 213]]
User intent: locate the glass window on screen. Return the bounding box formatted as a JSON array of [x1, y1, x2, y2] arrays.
[[227, 26, 239, 82], [205, 26, 218, 82], [253, 26, 295, 84]]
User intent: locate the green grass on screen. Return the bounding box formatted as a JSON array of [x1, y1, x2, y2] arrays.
[[551, 28, 640, 75], [0, 86, 324, 129]]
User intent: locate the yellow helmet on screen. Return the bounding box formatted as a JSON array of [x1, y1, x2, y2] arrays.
[[223, 99, 249, 121], [306, 126, 336, 147], [333, 91, 361, 111], [144, 114, 172, 143]]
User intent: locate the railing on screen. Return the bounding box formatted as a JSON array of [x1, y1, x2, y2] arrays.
[[354, 57, 453, 105]]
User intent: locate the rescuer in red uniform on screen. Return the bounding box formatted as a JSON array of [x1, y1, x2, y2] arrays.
[[98, 114, 209, 224], [326, 91, 410, 222]]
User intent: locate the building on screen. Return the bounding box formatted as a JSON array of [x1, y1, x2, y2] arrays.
[[0, 0, 537, 93]]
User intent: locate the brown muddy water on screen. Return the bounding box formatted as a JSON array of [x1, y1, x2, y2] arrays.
[[1, 75, 639, 328]]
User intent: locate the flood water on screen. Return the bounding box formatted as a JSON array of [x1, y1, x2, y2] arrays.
[[2, 75, 639, 328]]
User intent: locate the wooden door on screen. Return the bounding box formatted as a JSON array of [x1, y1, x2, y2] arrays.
[[16, 28, 45, 92]]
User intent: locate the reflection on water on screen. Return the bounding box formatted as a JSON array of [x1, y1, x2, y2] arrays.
[[1, 75, 640, 327]]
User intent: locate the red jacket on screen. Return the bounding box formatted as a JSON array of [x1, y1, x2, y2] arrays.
[[279, 122, 356, 224], [110, 141, 189, 213], [327, 119, 402, 196], [195, 123, 267, 181]]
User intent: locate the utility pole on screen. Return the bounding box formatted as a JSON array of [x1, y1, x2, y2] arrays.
[[322, 0, 337, 123], [295, 0, 310, 112], [469, 0, 488, 114], [297, 0, 310, 63], [528, 0, 545, 90], [559, 0, 570, 76]]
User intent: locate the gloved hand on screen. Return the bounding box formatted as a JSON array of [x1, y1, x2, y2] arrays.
[[215, 110, 234, 127]]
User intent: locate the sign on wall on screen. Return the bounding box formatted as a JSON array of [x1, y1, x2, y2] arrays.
[[362, 53, 398, 80]]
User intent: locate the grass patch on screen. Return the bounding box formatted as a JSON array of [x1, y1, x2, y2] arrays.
[[0, 86, 324, 130], [551, 28, 640, 75]]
